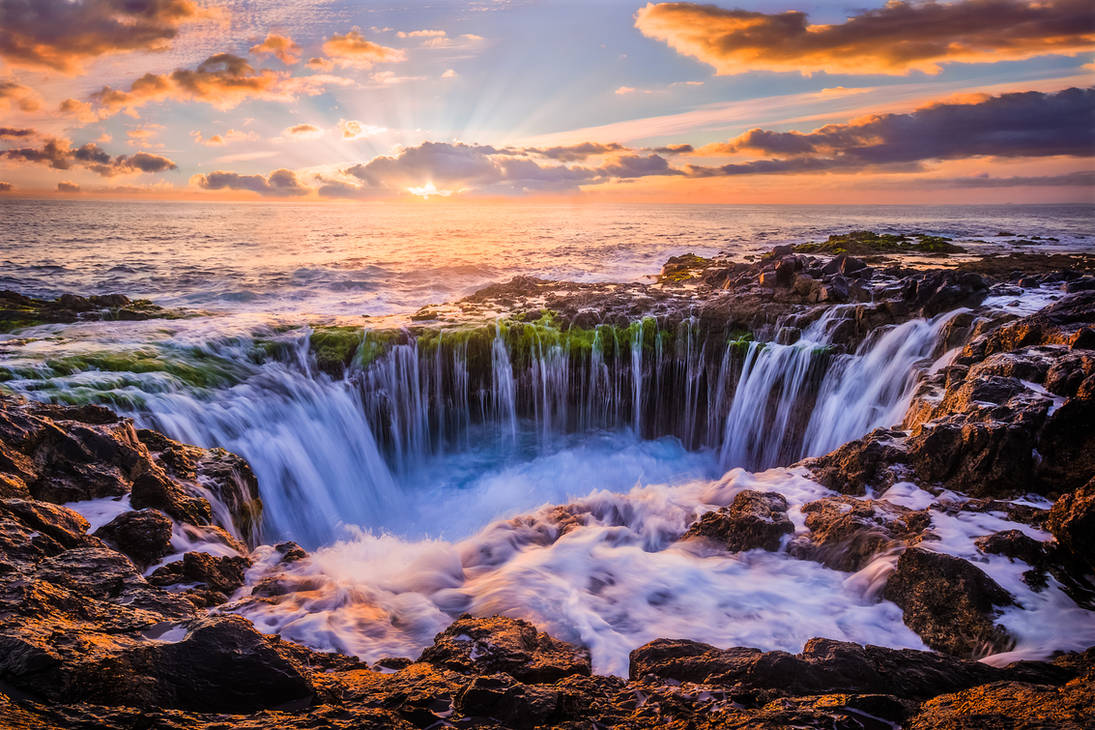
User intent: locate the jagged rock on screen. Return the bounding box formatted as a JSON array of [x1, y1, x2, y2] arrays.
[[138, 429, 264, 546], [454, 673, 561, 727], [149, 551, 251, 607], [792, 496, 932, 572], [130, 470, 213, 526], [882, 548, 1015, 658], [418, 614, 591, 683], [805, 429, 907, 495], [94, 509, 173, 568], [1047, 477, 1095, 572], [909, 678, 1095, 729], [975, 529, 1047, 567], [276, 540, 308, 563], [903, 271, 989, 315], [683, 490, 793, 552], [628, 637, 1068, 702], [960, 290, 1095, 362]]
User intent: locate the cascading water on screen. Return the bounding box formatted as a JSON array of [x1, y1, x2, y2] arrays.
[[37, 307, 959, 548], [719, 308, 965, 470]]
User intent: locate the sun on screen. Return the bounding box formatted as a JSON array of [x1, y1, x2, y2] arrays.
[[407, 181, 454, 199]]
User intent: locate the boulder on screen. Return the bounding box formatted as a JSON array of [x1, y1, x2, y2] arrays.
[[882, 548, 1015, 658], [683, 490, 793, 552], [909, 678, 1095, 729], [805, 429, 907, 495], [1047, 477, 1095, 572], [628, 637, 1067, 702], [418, 614, 591, 684], [94, 509, 173, 568], [149, 551, 251, 607], [130, 471, 213, 526], [792, 496, 932, 572]]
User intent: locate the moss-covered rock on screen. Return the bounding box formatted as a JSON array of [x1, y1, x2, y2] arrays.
[[792, 231, 964, 256]]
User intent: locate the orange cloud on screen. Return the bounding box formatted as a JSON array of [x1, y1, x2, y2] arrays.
[[635, 0, 1095, 76], [0, 0, 215, 74], [191, 128, 258, 146], [0, 80, 42, 112], [321, 30, 406, 68], [57, 181, 80, 193], [285, 123, 323, 139], [250, 33, 301, 65], [87, 54, 346, 116], [690, 87, 1094, 175]]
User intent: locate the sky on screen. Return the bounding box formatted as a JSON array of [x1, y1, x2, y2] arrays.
[[0, 0, 1092, 203]]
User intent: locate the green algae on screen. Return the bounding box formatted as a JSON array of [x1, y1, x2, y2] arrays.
[[792, 230, 965, 256], [4, 348, 248, 389]]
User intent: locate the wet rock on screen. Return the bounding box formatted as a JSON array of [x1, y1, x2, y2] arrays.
[[882, 548, 1015, 658], [629, 637, 1063, 702], [149, 551, 251, 607], [805, 429, 907, 495], [1047, 477, 1095, 572], [975, 529, 1047, 567], [961, 290, 1095, 361], [130, 471, 213, 526], [138, 430, 263, 545], [275, 540, 308, 563], [454, 673, 560, 727], [683, 490, 793, 552], [906, 417, 1040, 498], [418, 614, 591, 683], [94, 509, 173, 568], [909, 678, 1095, 729], [793, 496, 932, 572]]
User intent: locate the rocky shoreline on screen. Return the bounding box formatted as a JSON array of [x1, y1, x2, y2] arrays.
[[1, 240, 1094, 728]]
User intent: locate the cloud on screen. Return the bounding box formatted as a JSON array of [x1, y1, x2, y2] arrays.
[[634, 0, 1095, 76], [0, 127, 36, 140], [86, 53, 353, 117], [905, 170, 1095, 187], [321, 29, 406, 68], [529, 142, 629, 161], [306, 57, 334, 71], [191, 128, 258, 146], [651, 143, 694, 154], [57, 181, 80, 193], [0, 182, 12, 192], [397, 29, 446, 39], [59, 98, 101, 122], [323, 141, 679, 197], [191, 168, 309, 196], [0, 80, 42, 112], [285, 123, 323, 139], [441, 68, 458, 79], [339, 119, 387, 140], [690, 87, 1095, 176], [250, 33, 301, 64], [1, 135, 178, 176], [0, 0, 214, 73]]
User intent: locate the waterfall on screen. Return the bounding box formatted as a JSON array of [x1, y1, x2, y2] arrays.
[[718, 308, 963, 470], [40, 307, 956, 547]]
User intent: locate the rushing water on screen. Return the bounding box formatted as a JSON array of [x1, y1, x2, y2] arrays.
[[6, 200, 1095, 674]]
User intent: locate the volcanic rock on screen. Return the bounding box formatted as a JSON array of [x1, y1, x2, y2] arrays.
[[882, 548, 1015, 658], [683, 489, 793, 552], [418, 614, 592, 684], [94, 508, 174, 568]]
